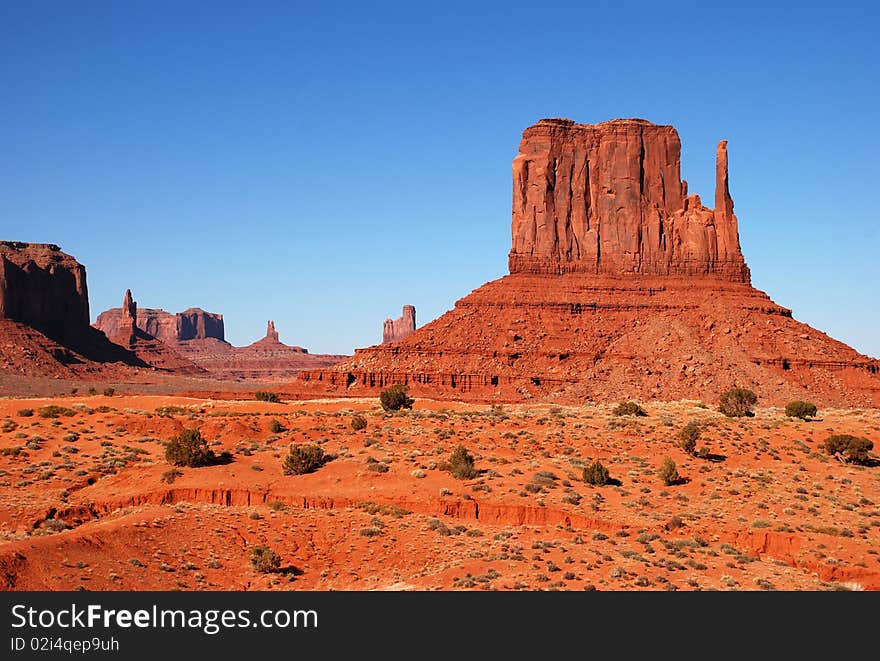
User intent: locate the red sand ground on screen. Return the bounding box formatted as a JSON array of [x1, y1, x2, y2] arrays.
[[0, 393, 878, 591]]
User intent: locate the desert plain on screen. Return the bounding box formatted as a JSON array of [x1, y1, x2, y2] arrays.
[[1, 392, 877, 591]]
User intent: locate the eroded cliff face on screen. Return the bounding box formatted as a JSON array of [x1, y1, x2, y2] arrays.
[[0, 242, 90, 341], [508, 118, 750, 282], [0, 243, 150, 376], [383, 306, 416, 344], [177, 308, 225, 342]]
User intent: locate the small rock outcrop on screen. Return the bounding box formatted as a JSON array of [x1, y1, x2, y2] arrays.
[[118, 289, 138, 347], [265, 320, 280, 343], [383, 305, 416, 343]]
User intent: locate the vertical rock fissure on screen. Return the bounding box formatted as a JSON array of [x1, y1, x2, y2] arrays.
[[568, 160, 576, 259], [584, 158, 591, 232]]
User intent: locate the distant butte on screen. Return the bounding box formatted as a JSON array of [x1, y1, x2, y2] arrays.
[[383, 306, 416, 344], [95, 304, 225, 344], [95, 301, 347, 381], [176, 319, 346, 382], [298, 118, 880, 406]]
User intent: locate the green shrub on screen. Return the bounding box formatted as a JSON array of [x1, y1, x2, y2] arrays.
[[250, 545, 281, 573], [582, 460, 610, 486], [824, 434, 873, 465], [785, 401, 817, 421], [677, 421, 701, 455], [445, 444, 477, 479], [268, 419, 285, 433], [282, 444, 325, 475], [103, 388, 115, 397], [613, 401, 647, 417], [87, 388, 97, 396], [165, 428, 216, 467], [255, 391, 281, 403], [37, 405, 75, 419], [17, 408, 34, 417], [160, 468, 183, 484], [659, 457, 681, 486], [719, 387, 758, 417], [350, 415, 368, 431], [380, 384, 414, 411]]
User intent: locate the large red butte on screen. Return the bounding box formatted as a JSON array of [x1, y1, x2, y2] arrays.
[[297, 118, 880, 407]]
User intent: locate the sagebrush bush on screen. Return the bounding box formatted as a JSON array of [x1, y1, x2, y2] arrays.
[[380, 384, 414, 411], [350, 415, 367, 431], [255, 391, 281, 403], [824, 434, 873, 465], [165, 428, 216, 467], [719, 387, 758, 417], [613, 401, 647, 417], [282, 444, 325, 475], [268, 419, 284, 433], [785, 401, 817, 421], [160, 468, 183, 484], [659, 457, 681, 486], [17, 408, 34, 417], [582, 460, 610, 486], [677, 421, 701, 454], [250, 545, 281, 573], [38, 405, 75, 419], [445, 444, 477, 479], [103, 388, 115, 397]]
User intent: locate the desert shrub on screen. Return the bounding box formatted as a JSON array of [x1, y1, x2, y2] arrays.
[[268, 419, 285, 433], [824, 435, 873, 465], [282, 444, 325, 475], [165, 428, 216, 467], [613, 401, 647, 417], [659, 457, 681, 486], [155, 405, 188, 416], [719, 387, 758, 417], [17, 408, 34, 417], [380, 384, 414, 412], [785, 401, 817, 421], [350, 415, 368, 431], [38, 405, 75, 419], [1, 419, 18, 432], [583, 460, 610, 486], [255, 391, 281, 403], [677, 421, 701, 455], [103, 388, 115, 397], [444, 444, 477, 479], [160, 468, 183, 484], [250, 545, 281, 573]]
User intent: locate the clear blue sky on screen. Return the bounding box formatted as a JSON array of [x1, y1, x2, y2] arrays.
[[2, 1, 878, 357]]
